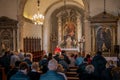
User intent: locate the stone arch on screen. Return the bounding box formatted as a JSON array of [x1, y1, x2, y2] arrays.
[[17, 0, 88, 52], [43, 1, 87, 52]]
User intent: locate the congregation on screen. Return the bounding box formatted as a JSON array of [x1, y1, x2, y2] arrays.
[[0, 49, 120, 80]]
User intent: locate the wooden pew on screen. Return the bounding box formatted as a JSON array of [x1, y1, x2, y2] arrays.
[[0, 67, 7, 80]]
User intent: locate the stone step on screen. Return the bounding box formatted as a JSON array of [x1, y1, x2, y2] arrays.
[[65, 72, 78, 77], [67, 77, 79, 80]]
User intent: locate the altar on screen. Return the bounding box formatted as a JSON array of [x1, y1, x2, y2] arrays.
[[61, 48, 79, 56]]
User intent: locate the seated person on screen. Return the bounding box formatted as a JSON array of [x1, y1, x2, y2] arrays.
[[10, 62, 30, 80], [24, 53, 32, 67], [40, 59, 65, 80], [39, 55, 48, 73], [57, 64, 67, 80], [7, 61, 21, 80], [28, 62, 41, 80]]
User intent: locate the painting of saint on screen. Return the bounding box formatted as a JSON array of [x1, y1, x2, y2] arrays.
[[96, 27, 111, 52], [62, 21, 76, 48], [64, 21, 75, 41]]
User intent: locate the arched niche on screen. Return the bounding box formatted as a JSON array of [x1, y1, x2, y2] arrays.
[[44, 1, 86, 53], [18, 0, 88, 52]]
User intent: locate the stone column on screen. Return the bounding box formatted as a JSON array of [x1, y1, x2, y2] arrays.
[[118, 19, 120, 45], [58, 17, 62, 45], [43, 19, 50, 52], [84, 19, 91, 54], [13, 29, 16, 51], [118, 19, 120, 53], [77, 15, 82, 42], [17, 25, 19, 51], [91, 26, 95, 53], [17, 20, 24, 50]]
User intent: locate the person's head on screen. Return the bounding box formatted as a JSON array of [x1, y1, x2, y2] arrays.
[[86, 54, 91, 58], [57, 64, 64, 72], [118, 54, 120, 58], [43, 55, 48, 59], [70, 53, 74, 57], [61, 51, 67, 57], [81, 51, 85, 57], [61, 50, 66, 54], [25, 53, 32, 61], [85, 64, 95, 74], [59, 54, 64, 59], [19, 62, 29, 74], [83, 58, 88, 64], [31, 62, 40, 71], [48, 59, 58, 71], [15, 61, 21, 67], [48, 53, 52, 57], [20, 49, 23, 52], [13, 51, 18, 55], [107, 60, 117, 68], [96, 51, 102, 55]]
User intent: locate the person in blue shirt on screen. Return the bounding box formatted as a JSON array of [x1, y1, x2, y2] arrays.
[[10, 62, 30, 80], [40, 59, 65, 80], [75, 52, 84, 66]]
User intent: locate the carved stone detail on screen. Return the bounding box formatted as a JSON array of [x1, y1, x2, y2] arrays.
[[0, 16, 18, 51]]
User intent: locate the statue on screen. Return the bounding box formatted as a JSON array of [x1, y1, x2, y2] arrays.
[[66, 36, 72, 48], [79, 36, 85, 52]]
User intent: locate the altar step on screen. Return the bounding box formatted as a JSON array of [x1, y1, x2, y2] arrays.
[[66, 66, 79, 80], [67, 77, 79, 80]]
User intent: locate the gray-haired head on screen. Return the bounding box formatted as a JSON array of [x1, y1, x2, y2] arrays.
[[85, 64, 95, 74], [48, 59, 58, 70]]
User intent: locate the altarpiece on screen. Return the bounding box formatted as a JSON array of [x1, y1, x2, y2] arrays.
[[90, 12, 118, 56], [56, 8, 84, 53]]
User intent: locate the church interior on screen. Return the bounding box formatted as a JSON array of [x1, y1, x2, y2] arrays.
[[0, 0, 120, 55], [0, 0, 120, 80]]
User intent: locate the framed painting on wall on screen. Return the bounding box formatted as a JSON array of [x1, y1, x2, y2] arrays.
[[90, 12, 118, 56]]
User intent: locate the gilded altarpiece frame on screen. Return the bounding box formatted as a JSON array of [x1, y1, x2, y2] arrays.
[[91, 12, 118, 56], [57, 9, 83, 49]]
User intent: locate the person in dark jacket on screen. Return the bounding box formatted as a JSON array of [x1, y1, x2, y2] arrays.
[[10, 62, 30, 80], [77, 58, 88, 80], [39, 55, 48, 73], [81, 64, 96, 80], [92, 51, 107, 80], [7, 61, 21, 80], [28, 62, 41, 80], [61, 50, 70, 64]]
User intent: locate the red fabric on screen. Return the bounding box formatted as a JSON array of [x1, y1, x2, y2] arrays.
[[87, 58, 92, 64], [54, 47, 61, 54]]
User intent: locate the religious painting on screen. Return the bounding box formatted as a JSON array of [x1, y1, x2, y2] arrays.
[[91, 12, 118, 56], [60, 21, 77, 48], [96, 26, 112, 52], [91, 24, 117, 55], [58, 8, 82, 49]]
